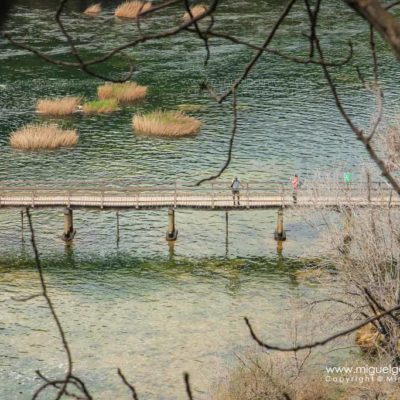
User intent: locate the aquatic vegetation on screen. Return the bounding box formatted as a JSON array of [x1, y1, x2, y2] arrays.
[[36, 97, 81, 116], [115, 1, 152, 19], [97, 82, 147, 103], [83, 99, 119, 114], [84, 3, 102, 14], [182, 4, 208, 22], [10, 124, 78, 150], [133, 110, 202, 137], [177, 103, 205, 112]]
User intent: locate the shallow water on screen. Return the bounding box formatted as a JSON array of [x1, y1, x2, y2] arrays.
[[0, 0, 398, 398], [0, 254, 337, 399]]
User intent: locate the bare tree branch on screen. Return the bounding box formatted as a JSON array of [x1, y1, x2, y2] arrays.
[[345, 0, 400, 59], [213, 0, 299, 104], [184, 373, 194, 400], [118, 369, 139, 400], [196, 89, 237, 185], [244, 301, 400, 352]]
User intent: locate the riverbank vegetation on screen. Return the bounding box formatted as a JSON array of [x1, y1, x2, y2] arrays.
[[212, 351, 400, 400], [83, 99, 118, 114], [212, 353, 328, 400], [84, 3, 102, 15], [293, 175, 400, 353], [10, 124, 78, 150], [133, 110, 202, 136], [97, 82, 147, 103], [36, 97, 80, 116], [115, 1, 152, 19]]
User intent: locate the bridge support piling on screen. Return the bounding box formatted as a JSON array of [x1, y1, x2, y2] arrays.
[[62, 208, 76, 242], [274, 207, 286, 241], [166, 208, 178, 241]]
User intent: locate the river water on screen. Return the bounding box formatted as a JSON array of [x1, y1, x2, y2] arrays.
[[0, 0, 399, 398]]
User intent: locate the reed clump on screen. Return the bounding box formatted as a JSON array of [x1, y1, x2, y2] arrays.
[[97, 82, 147, 103], [115, 1, 152, 19], [84, 3, 102, 14], [83, 99, 119, 114], [133, 110, 202, 137], [10, 124, 79, 150], [36, 97, 81, 116], [182, 4, 208, 23]]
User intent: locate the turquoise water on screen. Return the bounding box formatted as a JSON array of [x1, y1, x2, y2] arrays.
[[0, 0, 398, 398]]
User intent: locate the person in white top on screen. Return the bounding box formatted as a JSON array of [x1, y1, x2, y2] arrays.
[[231, 177, 240, 206]]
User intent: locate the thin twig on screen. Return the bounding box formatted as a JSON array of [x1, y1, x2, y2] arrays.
[[118, 369, 139, 400], [184, 373, 194, 400], [196, 89, 237, 185], [26, 209, 76, 400]]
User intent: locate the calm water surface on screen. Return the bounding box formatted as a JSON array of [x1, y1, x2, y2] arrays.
[[0, 0, 398, 398]]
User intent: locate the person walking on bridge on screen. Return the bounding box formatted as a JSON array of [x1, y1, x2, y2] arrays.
[[231, 177, 240, 206], [292, 174, 299, 204], [344, 170, 352, 191]]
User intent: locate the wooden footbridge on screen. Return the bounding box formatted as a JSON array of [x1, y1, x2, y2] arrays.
[[0, 180, 398, 242], [0, 181, 397, 209]]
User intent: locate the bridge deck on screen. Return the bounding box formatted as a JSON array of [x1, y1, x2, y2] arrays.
[[0, 182, 398, 209]]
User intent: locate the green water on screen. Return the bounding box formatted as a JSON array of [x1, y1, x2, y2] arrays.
[[0, 0, 399, 398]]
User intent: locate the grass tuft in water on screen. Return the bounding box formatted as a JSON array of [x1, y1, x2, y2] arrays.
[[133, 110, 202, 137], [97, 82, 147, 103], [115, 1, 152, 19], [182, 4, 208, 22], [10, 124, 79, 150], [36, 97, 81, 116], [84, 3, 102, 14], [83, 99, 119, 114]]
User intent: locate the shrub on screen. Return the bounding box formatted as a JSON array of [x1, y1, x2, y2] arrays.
[[36, 97, 81, 116], [97, 82, 147, 103], [115, 1, 152, 19], [84, 3, 102, 15], [133, 110, 202, 137], [10, 124, 78, 150], [212, 352, 336, 400], [182, 4, 208, 23], [83, 99, 119, 114]]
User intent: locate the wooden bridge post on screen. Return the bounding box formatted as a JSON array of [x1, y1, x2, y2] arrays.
[[225, 211, 229, 256], [116, 211, 120, 245], [62, 207, 76, 242], [166, 208, 178, 241], [274, 207, 286, 241]]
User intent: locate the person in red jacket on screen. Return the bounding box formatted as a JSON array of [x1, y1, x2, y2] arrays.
[[291, 174, 299, 204]]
